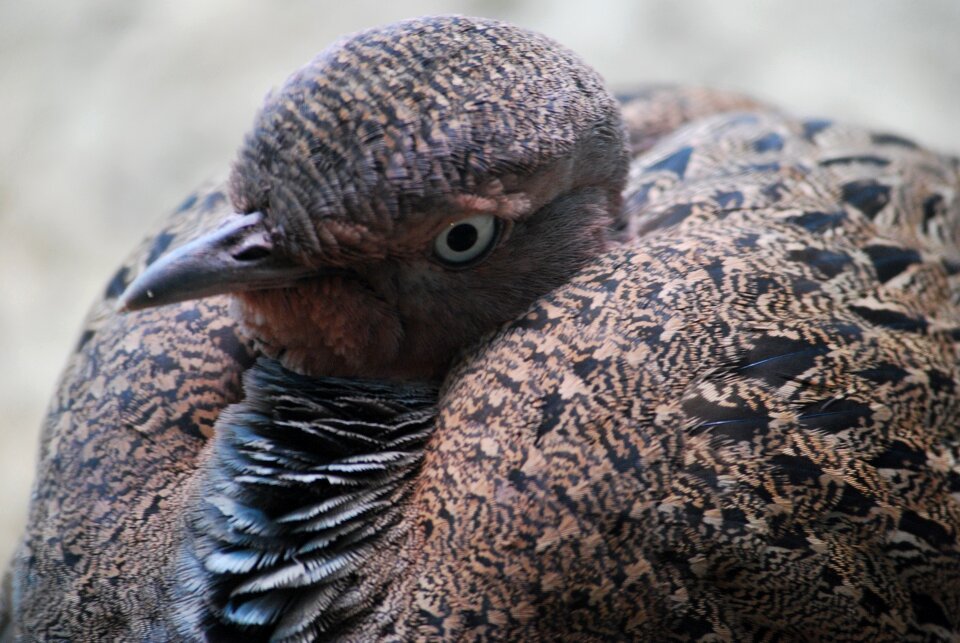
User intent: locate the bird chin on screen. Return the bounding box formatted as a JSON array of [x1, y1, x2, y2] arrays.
[[251, 336, 446, 381], [229, 283, 411, 380]]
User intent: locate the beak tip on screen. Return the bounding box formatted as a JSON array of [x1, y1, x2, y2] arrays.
[[115, 285, 155, 313], [107, 211, 306, 314]]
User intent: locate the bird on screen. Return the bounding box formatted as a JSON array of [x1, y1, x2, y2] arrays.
[[4, 13, 960, 642]]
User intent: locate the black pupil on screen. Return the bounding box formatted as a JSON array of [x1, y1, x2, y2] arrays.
[[447, 223, 479, 253]]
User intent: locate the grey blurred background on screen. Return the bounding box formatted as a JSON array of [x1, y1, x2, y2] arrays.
[[2, 0, 958, 563]]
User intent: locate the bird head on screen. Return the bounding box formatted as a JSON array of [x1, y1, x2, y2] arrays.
[[119, 16, 627, 380]]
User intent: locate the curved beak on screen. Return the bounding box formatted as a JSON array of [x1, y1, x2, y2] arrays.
[[117, 212, 318, 311]]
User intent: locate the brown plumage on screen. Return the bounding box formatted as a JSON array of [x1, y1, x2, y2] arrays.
[[119, 15, 627, 381], [5, 14, 960, 641]]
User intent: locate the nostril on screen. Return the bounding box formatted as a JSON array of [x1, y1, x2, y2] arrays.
[[233, 245, 272, 262]]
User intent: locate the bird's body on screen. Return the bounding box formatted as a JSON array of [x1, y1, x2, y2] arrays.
[[5, 15, 960, 641], [175, 108, 960, 641]]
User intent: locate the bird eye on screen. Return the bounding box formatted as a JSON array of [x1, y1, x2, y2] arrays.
[[433, 215, 501, 266]]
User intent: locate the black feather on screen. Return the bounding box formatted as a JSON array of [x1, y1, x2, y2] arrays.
[[172, 358, 437, 642]]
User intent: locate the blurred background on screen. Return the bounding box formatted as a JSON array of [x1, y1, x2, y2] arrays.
[[2, 0, 959, 564]]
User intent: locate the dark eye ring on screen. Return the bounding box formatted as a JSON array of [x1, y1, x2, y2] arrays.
[[433, 215, 501, 266]]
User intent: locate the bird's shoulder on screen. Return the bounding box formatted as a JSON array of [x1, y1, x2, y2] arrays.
[[382, 113, 960, 639], [400, 228, 960, 639]]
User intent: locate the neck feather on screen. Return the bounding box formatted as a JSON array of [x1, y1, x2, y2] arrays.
[[171, 358, 437, 641]]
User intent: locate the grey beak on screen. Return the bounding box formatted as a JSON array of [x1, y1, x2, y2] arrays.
[[117, 212, 317, 311]]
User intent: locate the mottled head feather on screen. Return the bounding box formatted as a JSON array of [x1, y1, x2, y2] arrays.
[[228, 15, 627, 265]]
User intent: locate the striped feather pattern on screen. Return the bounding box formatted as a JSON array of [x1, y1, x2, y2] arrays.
[[172, 358, 437, 642]]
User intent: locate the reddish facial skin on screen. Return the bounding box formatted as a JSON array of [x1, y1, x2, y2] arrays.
[[232, 184, 617, 381]]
